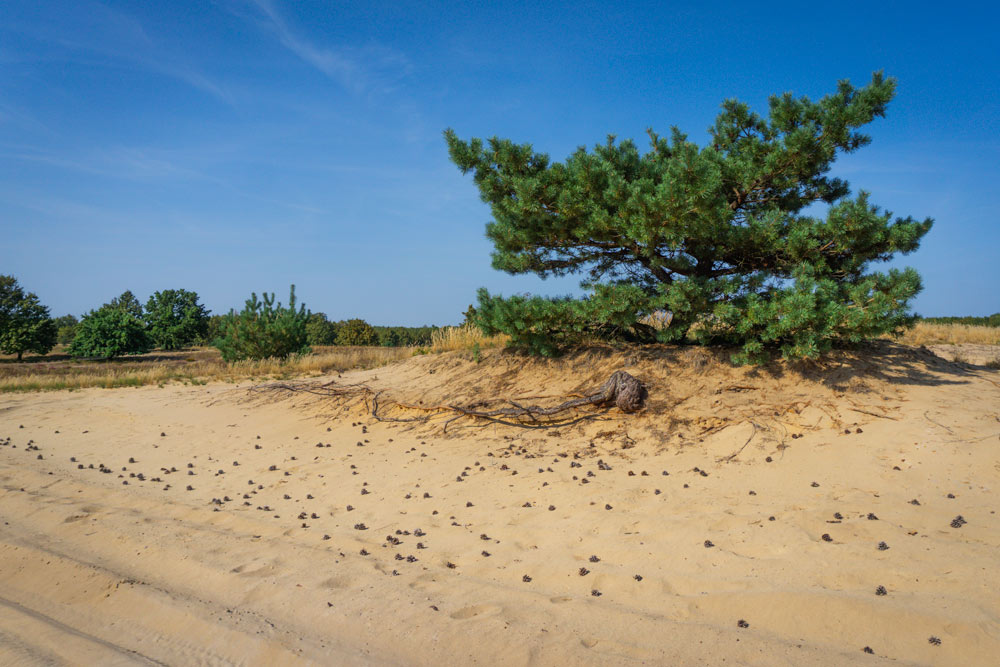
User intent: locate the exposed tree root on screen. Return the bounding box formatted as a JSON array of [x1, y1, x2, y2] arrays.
[[249, 370, 646, 431]]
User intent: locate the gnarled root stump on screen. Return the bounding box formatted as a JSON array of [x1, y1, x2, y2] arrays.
[[595, 370, 647, 413], [443, 370, 646, 429]]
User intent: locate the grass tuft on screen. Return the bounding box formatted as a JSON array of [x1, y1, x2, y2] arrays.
[[429, 325, 509, 353]]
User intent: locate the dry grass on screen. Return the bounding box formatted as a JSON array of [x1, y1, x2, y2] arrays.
[[892, 322, 1000, 346], [429, 325, 509, 353], [0, 346, 411, 393]]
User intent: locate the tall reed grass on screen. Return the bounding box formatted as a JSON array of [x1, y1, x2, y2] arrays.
[[891, 322, 1000, 346], [429, 325, 509, 353]]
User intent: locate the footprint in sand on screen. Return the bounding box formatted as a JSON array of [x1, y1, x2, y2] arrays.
[[408, 573, 442, 591], [231, 560, 281, 577], [580, 637, 650, 659], [449, 604, 501, 620], [319, 576, 352, 590]]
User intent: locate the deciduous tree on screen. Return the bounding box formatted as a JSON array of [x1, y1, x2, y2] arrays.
[[0, 275, 57, 360], [144, 289, 210, 350], [70, 292, 152, 360], [335, 318, 378, 346]]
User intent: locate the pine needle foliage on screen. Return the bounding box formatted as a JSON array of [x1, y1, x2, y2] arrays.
[[446, 72, 933, 362], [215, 286, 310, 362]]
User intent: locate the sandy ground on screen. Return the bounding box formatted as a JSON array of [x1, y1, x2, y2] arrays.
[[1, 346, 998, 666], [926, 343, 1000, 366]]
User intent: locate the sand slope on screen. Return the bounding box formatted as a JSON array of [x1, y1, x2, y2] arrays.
[[1, 346, 998, 665]]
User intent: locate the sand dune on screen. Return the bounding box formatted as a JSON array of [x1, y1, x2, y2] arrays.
[[1, 345, 998, 665]]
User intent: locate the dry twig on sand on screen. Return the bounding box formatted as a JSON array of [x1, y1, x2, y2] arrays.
[[250, 370, 646, 431]]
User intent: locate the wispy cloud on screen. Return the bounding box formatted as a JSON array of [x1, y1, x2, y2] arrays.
[[0, 102, 54, 136], [5, 1, 234, 104], [152, 62, 233, 104], [243, 0, 411, 95], [0, 143, 325, 215], [249, 0, 361, 89], [0, 145, 209, 182]]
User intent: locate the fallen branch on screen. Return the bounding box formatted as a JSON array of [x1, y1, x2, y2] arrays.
[[923, 411, 954, 434], [848, 407, 899, 421], [721, 422, 759, 462]]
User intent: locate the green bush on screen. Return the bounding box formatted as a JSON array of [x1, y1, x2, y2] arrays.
[[198, 314, 226, 346], [214, 286, 310, 362], [0, 275, 58, 360], [376, 327, 401, 347], [144, 289, 210, 350], [54, 314, 79, 345], [306, 313, 339, 345], [372, 325, 437, 347], [335, 318, 378, 346], [70, 293, 152, 360]]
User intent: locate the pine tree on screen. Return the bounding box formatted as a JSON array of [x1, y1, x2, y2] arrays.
[[445, 72, 932, 362], [215, 286, 310, 362], [0, 275, 57, 361]]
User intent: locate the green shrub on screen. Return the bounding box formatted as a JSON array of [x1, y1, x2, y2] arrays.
[[335, 318, 378, 346], [371, 325, 437, 347], [377, 327, 401, 347], [144, 289, 210, 350], [306, 313, 339, 345], [54, 314, 79, 345], [214, 286, 310, 362], [70, 293, 152, 360]]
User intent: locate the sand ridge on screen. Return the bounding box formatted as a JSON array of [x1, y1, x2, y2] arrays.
[[1, 346, 998, 665]]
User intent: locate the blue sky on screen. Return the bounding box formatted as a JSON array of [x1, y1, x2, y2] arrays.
[[1, 0, 997, 324]]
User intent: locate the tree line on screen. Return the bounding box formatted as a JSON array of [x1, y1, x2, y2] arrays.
[[918, 314, 1000, 328], [0, 276, 438, 362]]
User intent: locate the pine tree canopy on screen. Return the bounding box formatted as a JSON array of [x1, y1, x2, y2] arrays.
[[445, 72, 933, 362], [214, 285, 310, 362]]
